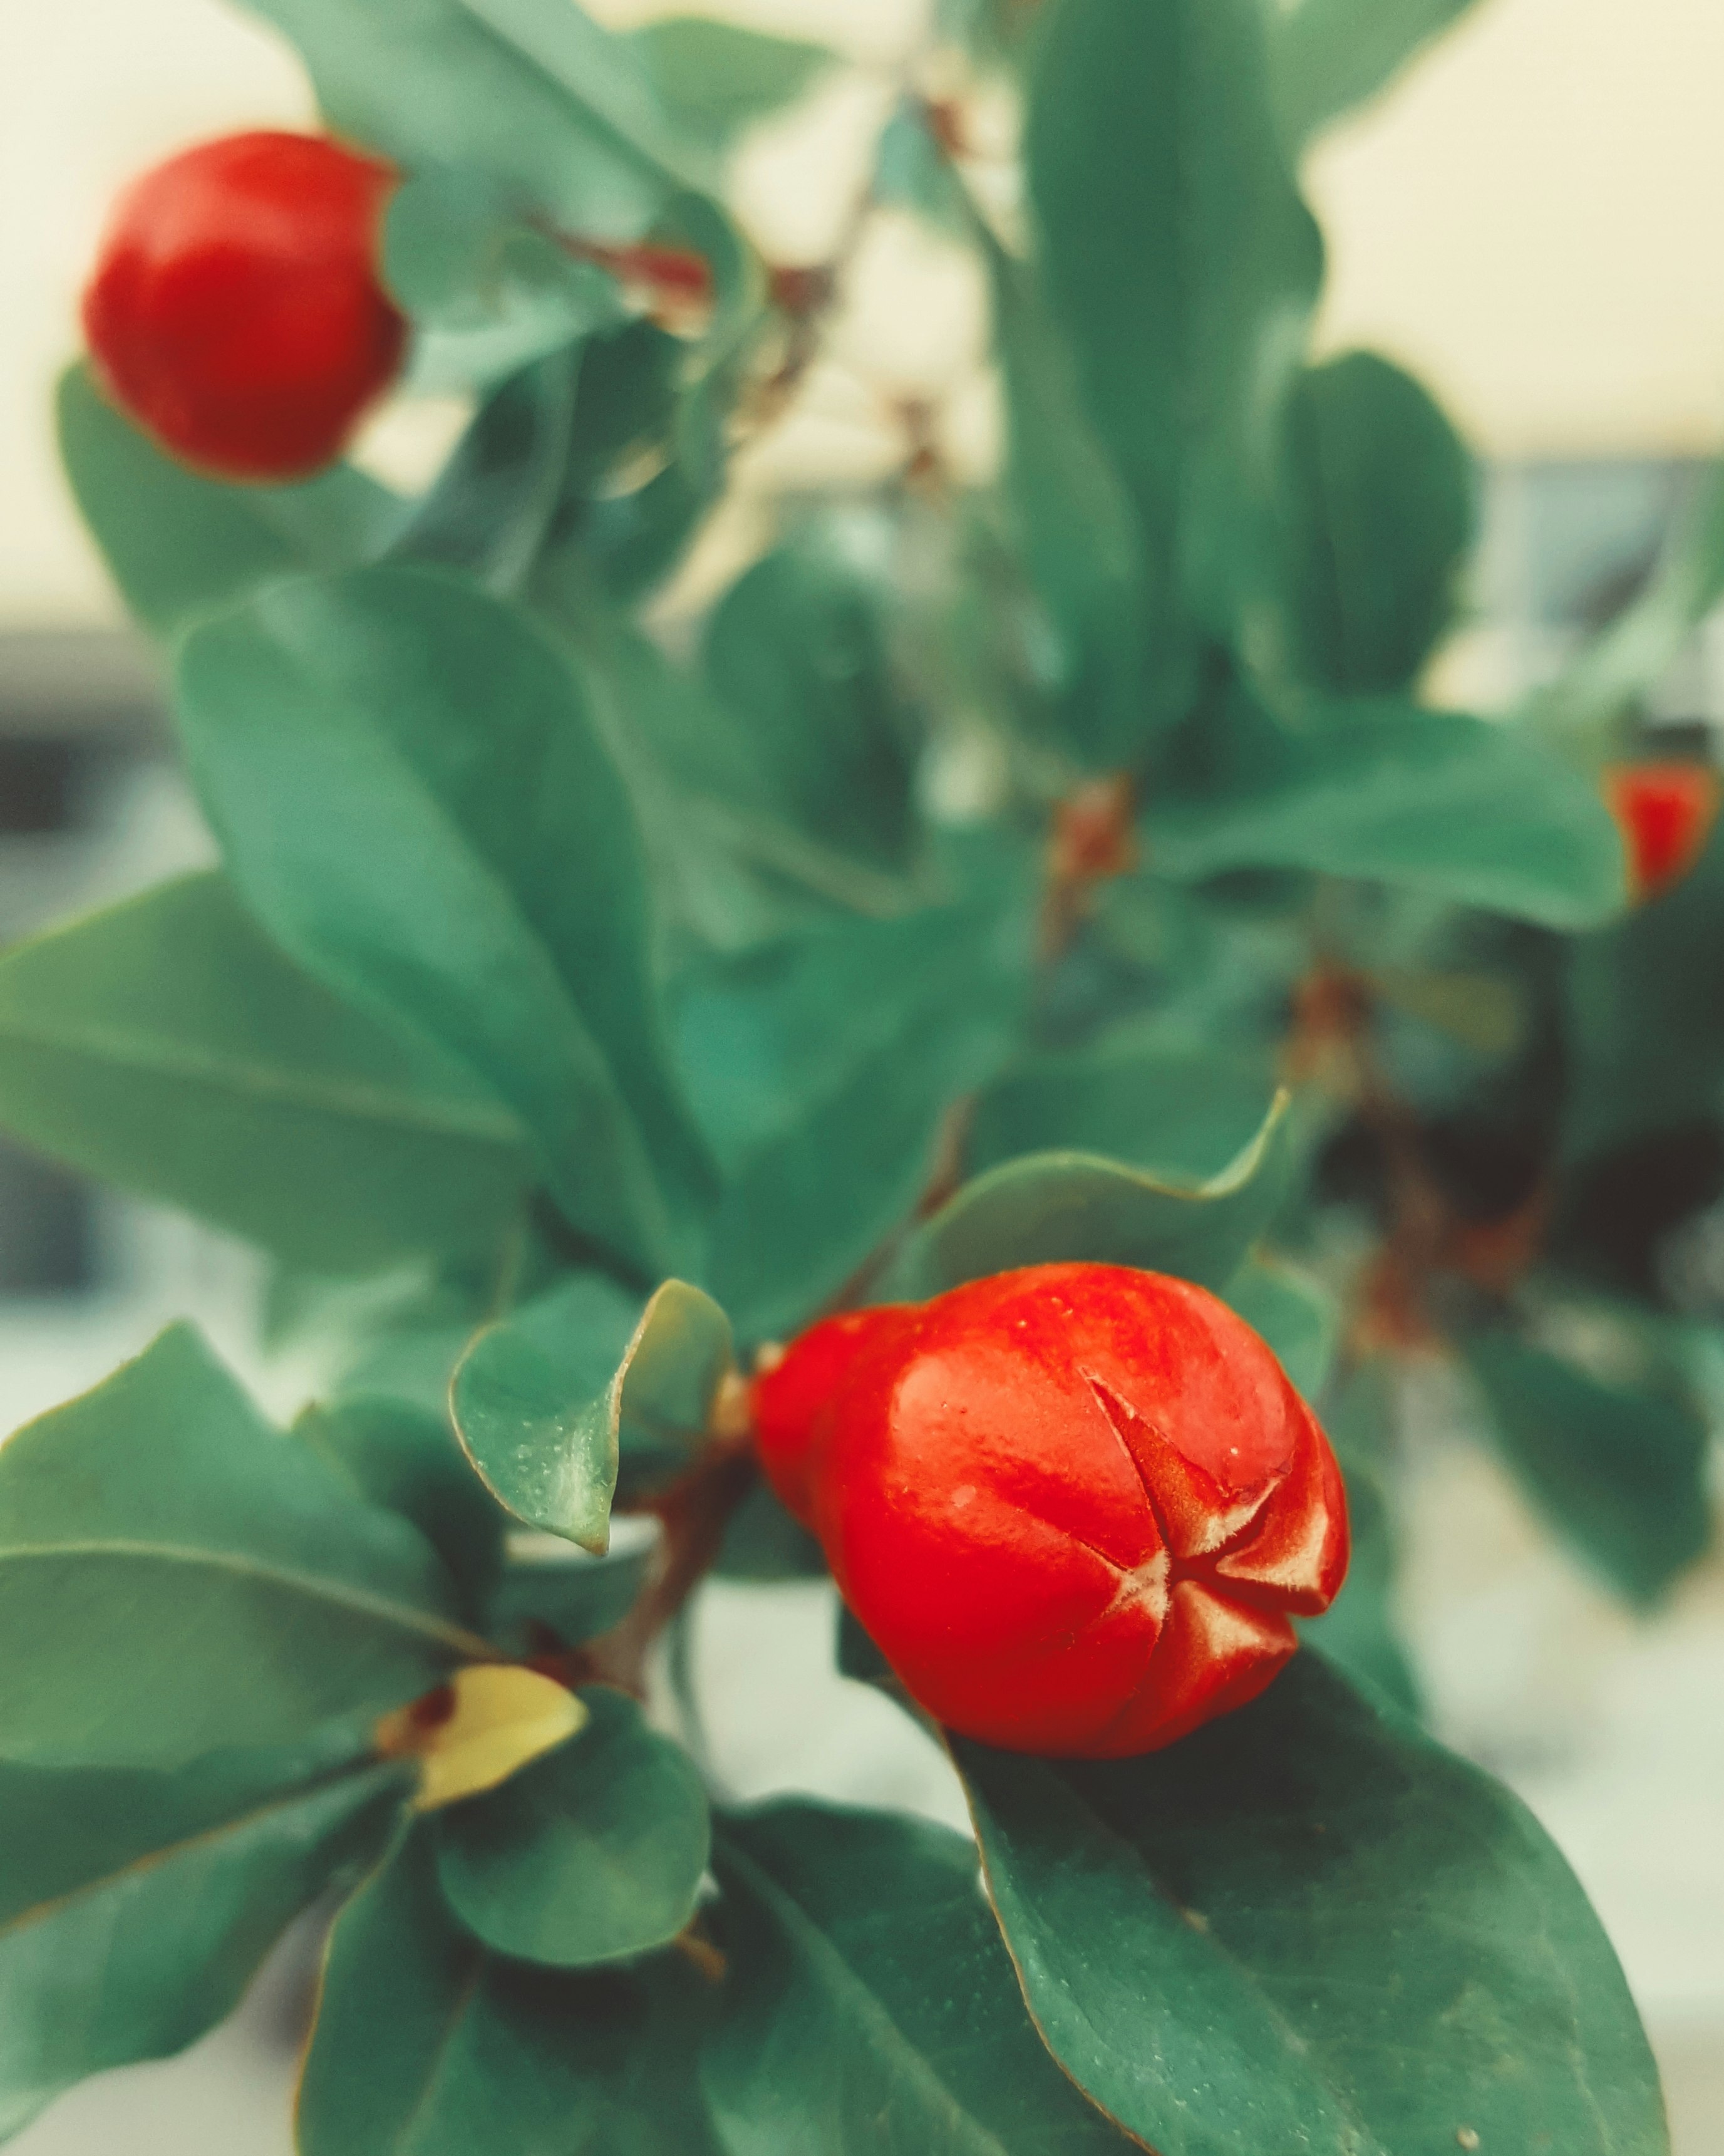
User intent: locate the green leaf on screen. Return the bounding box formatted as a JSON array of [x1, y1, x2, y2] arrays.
[[385, 167, 626, 391], [1465, 1330, 1712, 1607], [435, 1687, 709, 1967], [1149, 688, 1627, 930], [1026, 0, 1323, 637], [984, 227, 1157, 762], [1226, 1254, 1339, 1399], [0, 1741, 406, 2142], [969, 1017, 1278, 1188], [240, 0, 710, 239], [56, 363, 398, 640], [952, 1652, 1666, 2156], [561, 584, 921, 950], [1563, 817, 1724, 1161], [535, 301, 760, 607], [1538, 464, 1724, 740], [486, 1540, 651, 1654], [452, 1275, 733, 1552], [1271, 351, 1476, 697], [392, 346, 582, 591], [703, 540, 921, 872], [0, 1326, 483, 1768], [174, 564, 715, 1277], [630, 18, 835, 148], [1269, 0, 1482, 147], [705, 1801, 1138, 2154], [0, 872, 531, 1275], [880, 1089, 1293, 1302], [1296, 1360, 1420, 1718], [299, 1825, 723, 2156], [682, 884, 1033, 1339], [299, 1394, 506, 1618]]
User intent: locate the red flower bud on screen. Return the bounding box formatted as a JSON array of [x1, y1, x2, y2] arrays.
[[83, 130, 407, 482], [752, 1263, 1348, 1756], [1603, 761, 1721, 904]]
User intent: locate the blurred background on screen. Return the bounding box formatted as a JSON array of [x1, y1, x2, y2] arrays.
[[4, 0, 1723, 2146]]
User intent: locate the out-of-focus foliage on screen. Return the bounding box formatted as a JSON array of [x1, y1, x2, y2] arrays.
[[8, 0, 1706, 2146]]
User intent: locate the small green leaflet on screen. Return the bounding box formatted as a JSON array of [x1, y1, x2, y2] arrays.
[[1270, 350, 1477, 698], [879, 1090, 1293, 1301], [452, 1275, 733, 1552], [435, 1688, 710, 1967]]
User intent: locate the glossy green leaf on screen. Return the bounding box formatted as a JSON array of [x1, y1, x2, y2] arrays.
[[392, 347, 582, 590], [703, 541, 921, 872], [1272, 351, 1476, 697], [984, 227, 1157, 762], [56, 363, 398, 640], [436, 1687, 710, 1967], [969, 1017, 1278, 1188], [630, 18, 834, 148], [0, 872, 530, 1275], [1026, 0, 1323, 636], [952, 1652, 1666, 2156], [705, 1801, 1138, 2154], [299, 1826, 722, 2156], [880, 1090, 1293, 1302], [385, 167, 626, 391], [299, 1394, 506, 1618], [0, 1325, 482, 1768], [1466, 1330, 1712, 1607], [174, 564, 715, 1277], [0, 1741, 406, 2142], [1563, 817, 1724, 1161], [1226, 1253, 1339, 1399], [453, 1275, 733, 1552], [486, 1539, 651, 1654], [240, 0, 709, 240], [1148, 688, 1627, 930], [1269, 0, 1482, 147], [683, 884, 1034, 1339]]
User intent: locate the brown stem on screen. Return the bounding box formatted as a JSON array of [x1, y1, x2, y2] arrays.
[[1038, 773, 1138, 963]]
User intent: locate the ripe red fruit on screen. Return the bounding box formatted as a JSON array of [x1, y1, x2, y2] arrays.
[[82, 130, 408, 482], [1603, 761, 1721, 904], [752, 1263, 1348, 1757]]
